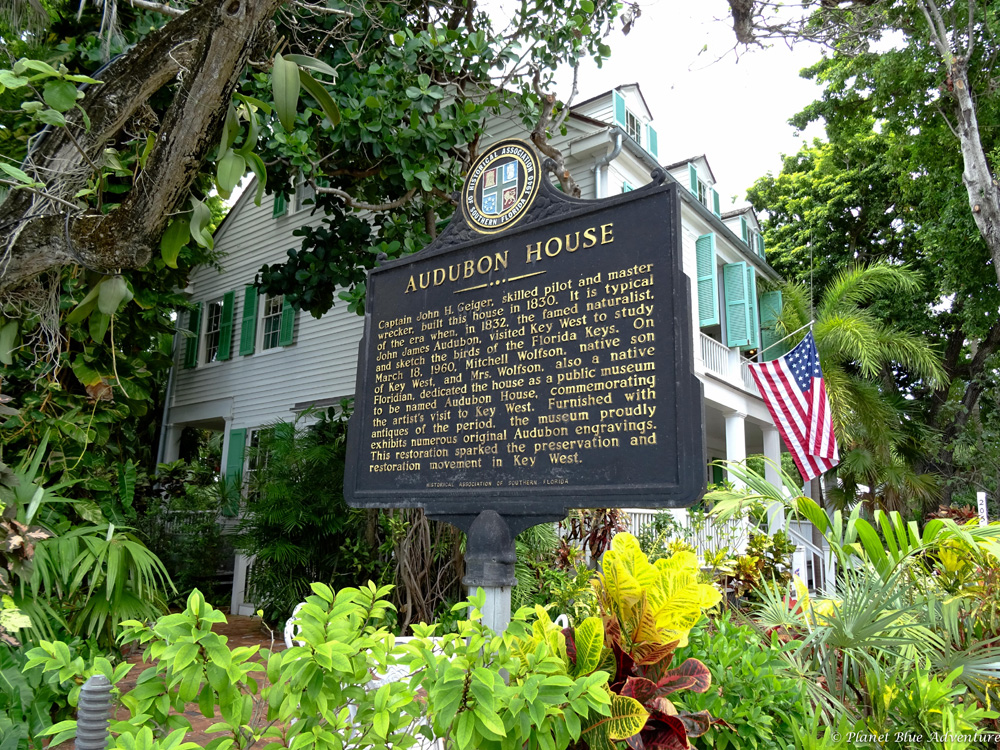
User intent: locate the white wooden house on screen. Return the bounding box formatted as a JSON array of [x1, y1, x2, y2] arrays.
[[158, 84, 794, 613]]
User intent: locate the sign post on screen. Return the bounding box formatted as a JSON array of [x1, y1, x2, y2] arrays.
[[978, 491, 989, 527], [345, 140, 706, 631]]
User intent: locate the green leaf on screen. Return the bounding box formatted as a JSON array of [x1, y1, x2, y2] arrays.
[[0, 320, 18, 365], [271, 54, 300, 132], [473, 706, 507, 738], [0, 162, 35, 185], [15, 58, 59, 76], [89, 311, 110, 341], [189, 197, 214, 250], [581, 0, 595, 12], [160, 216, 190, 268], [119, 460, 137, 508], [37, 109, 66, 127], [97, 275, 129, 315], [245, 153, 267, 206], [281, 54, 337, 79], [220, 103, 239, 152], [298, 69, 341, 127], [65, 287, 99, 325], [216, 150, 245, 199], [0, 70, 29, 89], [43, 80, 79, 112], [573, 617, 604, 675]]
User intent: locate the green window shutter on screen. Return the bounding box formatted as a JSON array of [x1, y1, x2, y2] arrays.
[[272, 192, 287, 218], [216, 291, 236, 361], [740, 215, 748, 244], [645, 123, 658, 159], [741, 266, 759, 351], [724, 262, 750, 348], [239, 286, 258, 356], [612, 89, 626, 127], [688, 163, 698, 195], [759, 290, 784, 361], [224, 427, 247, 486], [695, 233, 719, 327], [622, 181, 633, 193], [183, 302, 202, 368], [712, 189, 721, 217], [757, 234, 765, 259], [278, 298, 296, 346]]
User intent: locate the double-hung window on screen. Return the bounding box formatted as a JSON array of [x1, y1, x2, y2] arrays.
[[203, 299, 224, 363], [260, 294, 285, 350]]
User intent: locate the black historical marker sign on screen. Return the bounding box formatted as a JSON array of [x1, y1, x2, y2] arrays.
[[345, 139, 705, 532]]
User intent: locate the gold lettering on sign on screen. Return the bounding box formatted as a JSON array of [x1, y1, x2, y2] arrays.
[[367, 233, 664, 486]]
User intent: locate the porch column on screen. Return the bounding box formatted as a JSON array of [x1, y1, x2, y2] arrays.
[[762, 424, 785, 534], [724, 410, 747, 487]]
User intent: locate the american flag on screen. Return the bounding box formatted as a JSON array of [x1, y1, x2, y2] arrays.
[[748, 331, 839, 481]]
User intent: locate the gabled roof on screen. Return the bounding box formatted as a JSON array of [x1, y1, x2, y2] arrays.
[[663, 155, 718, 185], [572, 83, 654, 122], [721, 206, 762, 229]]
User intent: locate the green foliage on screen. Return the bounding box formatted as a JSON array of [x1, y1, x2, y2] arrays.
[[236, 407, 392, 624], [0, 434, 173, 650], [708, 465, 1000, 733], [0, 634, 107, 750], [673, 614, 809, 750], [26, 584, 613, 750], [747, 33, 1000, 507], [253, 0, 625, 318], [136, 458, 233, 607]]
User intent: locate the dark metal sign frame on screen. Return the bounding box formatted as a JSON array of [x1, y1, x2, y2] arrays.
[[345, 144, 705, 532]]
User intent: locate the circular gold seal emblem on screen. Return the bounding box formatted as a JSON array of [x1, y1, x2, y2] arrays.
[[462, 139, 540, 234]]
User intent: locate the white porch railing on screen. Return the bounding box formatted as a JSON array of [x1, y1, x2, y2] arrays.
[[700, 333, 762, 399], [620, 508, 750, 560], [740, 358, 761, 397], [700, 332, 731, 379], [787, 519, 834, 595]]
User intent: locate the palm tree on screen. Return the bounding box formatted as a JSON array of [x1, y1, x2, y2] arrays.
[[772, 263, 946, 513]]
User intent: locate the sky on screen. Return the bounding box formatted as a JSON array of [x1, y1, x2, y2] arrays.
[[550, 0, 829, 211]]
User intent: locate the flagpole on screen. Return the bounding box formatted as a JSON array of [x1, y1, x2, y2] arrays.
[[751, 320, 815, 361]]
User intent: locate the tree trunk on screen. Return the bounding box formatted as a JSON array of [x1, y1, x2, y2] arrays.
[[949, 57, 1000, 290], [0, 0, 282, 292]]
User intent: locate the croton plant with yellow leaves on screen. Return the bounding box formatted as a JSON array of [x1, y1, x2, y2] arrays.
[[561, 533, 726, 750]]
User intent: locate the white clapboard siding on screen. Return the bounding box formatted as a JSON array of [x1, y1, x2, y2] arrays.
[[171, 189, 365, 431]]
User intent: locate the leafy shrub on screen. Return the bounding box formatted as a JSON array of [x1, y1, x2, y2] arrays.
[[30, 585, 614, 750], [574, 533, 725, 750], [1, 434, 172, 649], [673, 613, 808, 750], [0, 635, 107, 750], [236, 410, 393, 623], [137, 459, 232, 607]]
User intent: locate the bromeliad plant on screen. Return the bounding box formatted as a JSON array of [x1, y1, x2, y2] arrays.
[[566, 533, 725, 750]]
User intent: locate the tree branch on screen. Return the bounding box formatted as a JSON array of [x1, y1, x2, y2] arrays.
[[129, 0, 186, 18], [528, 69, 581, 198], [0, 0, 283, 293], [315, 185, 416, 211]]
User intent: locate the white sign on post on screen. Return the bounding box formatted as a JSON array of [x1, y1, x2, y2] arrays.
[[977, 491, 989, 526]]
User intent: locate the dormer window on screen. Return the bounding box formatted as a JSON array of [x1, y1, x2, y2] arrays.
[[697, 180, 709, 207], [625, 110, 642, 145], [688, 162, 721, 217], [612, 89, 658, 159]]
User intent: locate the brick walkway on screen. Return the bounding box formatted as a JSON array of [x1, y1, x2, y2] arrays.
[[117, 614, 287, 747]]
